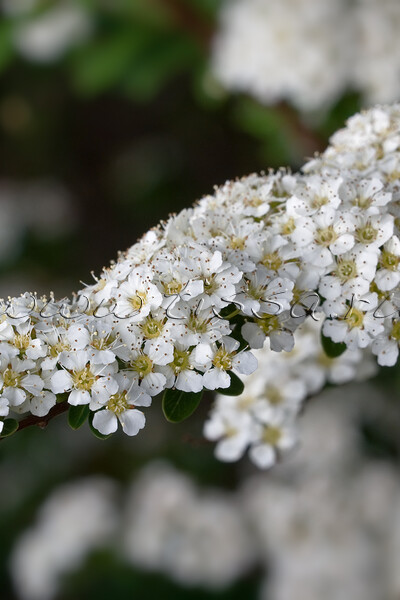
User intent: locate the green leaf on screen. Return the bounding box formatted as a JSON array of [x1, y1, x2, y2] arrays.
[[0, 418, 19, 438], [70, 29, 148, 95], [162, 388, 203, 423], [68, 404, 90, 430], [216, 371, 244, 396], [122, 35, 200, 101], [88, 412, 111, 440], [0, 23, 14, 74], [320, 331, 347, 358]]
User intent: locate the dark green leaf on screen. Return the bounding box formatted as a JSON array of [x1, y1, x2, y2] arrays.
[[162, 388, 203, 423], [217, 371, 244, 396], [68, 404, 90, 430], [0, 418, 19, 438], [70, 29, 148, 95], [88, 412, 111, 440], [122, 35, 200, 101], [320, 331, 347, 358], [0, 23, 14, 74]]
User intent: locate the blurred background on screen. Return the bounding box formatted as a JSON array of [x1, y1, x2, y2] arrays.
[[1, 0, 400, 598]]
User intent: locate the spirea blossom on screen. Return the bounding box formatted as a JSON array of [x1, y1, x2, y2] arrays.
[[1, 103, 400, 470], [212, 0, 400, 111]]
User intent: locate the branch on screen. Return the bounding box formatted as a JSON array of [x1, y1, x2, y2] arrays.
[[0, 401, 69, 441], [157, 0, 213, 46], [275, 101, 326, 157]]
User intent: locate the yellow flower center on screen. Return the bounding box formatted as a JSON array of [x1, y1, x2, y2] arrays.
[[170, 348, 191, 374], [318, 351, 335, 368], [262, 252, 283, 271], [14, 333, 32, 352], [204, 276, 218, 295], [107, 391, 129, 415], [141, 317, 164, 339], [336, 259, 357, 281], [163, 280, 183, 296], [380, 250, 400, 271], [187, 314, 208, 334], [248, 283, 265, 301], [72, 365, 96, 391], [129, 291, 147, 312], [213, 347, 233, 371], [244, 196, 263, 208], [281, 217, 295, 235], [229, 236, 246, 250], [352, 196, 372, 209], [3, 367, 22, 388], [390, 321, 400, 342], [345, 307, 364, 329], [314, 226, 337, 247], [255, 315, 280, 334], [262, 425, 282, 446], [356, 224, 378, 244], [131, 355, 153, 378], [266, 386, 283, 405], [310, 195, 329, 209], [49, 341, 70, 357]]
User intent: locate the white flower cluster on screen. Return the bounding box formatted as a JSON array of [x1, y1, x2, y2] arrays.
[[11, 401, 400, 600], [0, 103, 400, 470], [204, 319, 377, 469], [305, 104, 400, 368], [123, 462, 255, 589], [10, 478, 117, 600], [212, 0, 400, 111]]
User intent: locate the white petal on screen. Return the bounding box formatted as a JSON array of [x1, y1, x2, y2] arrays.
[[119, 409, 145, 436], [232, 351, 257, 375], [249, 443, 276, 469], [51, 370, 72, 394], [92, 409, 118, 435], [68, 389, 90, 405], [30, 392, 56, 417]]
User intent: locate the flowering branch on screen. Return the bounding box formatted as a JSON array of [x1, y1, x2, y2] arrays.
[[0, 401, 69, 441], [0, 104, 399, 470]]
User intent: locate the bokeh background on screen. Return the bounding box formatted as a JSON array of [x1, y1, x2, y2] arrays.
[[1, 1, 400, 599]]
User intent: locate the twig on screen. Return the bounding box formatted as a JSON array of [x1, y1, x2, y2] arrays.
[[275, 101, 326, 157], [157, 0, 213, 46], [0, 401, 69, 441]]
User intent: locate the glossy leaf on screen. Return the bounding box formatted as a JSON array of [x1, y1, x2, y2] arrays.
[[162, 388, 203, 423]]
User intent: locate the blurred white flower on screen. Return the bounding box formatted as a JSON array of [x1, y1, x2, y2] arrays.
[[10, 478, 118, 600], [14, 3, 92, 63], [212, 0, 348, 112], [122, 462, 256, 589]]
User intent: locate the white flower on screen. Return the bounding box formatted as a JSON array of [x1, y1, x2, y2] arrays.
[[159, 341, 203, 393], [51, 350, 117, 406], [242, 312, 296, 351], [114, 267, 163, 321], [127, 343, 169, 396], [322, 293, 384, 350], [249, 413, 298, 469], [372, 320, 400, 367], [291, 207, 355, 267], [204, 407, 256, 462], [236, 266, 294, 317], [375, 235, 400, 291], [194, 338, 257, 390], [319, 248, 378, 300], [92, 373, 151, 436], [66, 321, 118, 365], [339, 178, 392, 215], [0, 357, 43, 407]]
